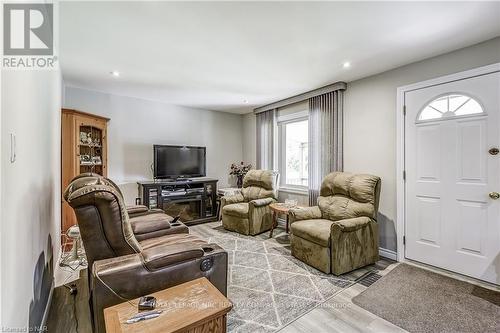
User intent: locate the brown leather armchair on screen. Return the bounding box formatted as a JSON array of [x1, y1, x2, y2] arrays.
[[64, 173, 187, 240], [64, 175, 228, 333], [67, 173, 162, 216]]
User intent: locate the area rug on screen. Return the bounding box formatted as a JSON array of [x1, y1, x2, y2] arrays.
[[352, 264, 500, 333], [190, 222, 382, 332]]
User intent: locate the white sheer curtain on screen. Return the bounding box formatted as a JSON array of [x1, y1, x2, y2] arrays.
[[308, 90, 344, 206], [256, 109, 276, 170]]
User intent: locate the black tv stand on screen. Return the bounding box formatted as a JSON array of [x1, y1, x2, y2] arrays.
[[138, 177, 218, 226]]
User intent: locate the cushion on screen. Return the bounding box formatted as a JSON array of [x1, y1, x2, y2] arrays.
[[291, 219, 334, 247], [129, 213, 172, 235], [320, 172, 380, 204], [242, 186, 274, 201], [222, 202, 249, 218], [243, 169, 274, 190], [318, 196, 376, 221], [139, 234, 205, 250]]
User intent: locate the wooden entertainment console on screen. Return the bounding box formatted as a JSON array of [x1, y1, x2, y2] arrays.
[[138, 178, 218, 225]]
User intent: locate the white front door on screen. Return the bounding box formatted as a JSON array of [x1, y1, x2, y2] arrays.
[[405, 71, 500, 284]]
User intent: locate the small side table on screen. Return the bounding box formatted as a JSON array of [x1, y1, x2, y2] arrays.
[[269, 203, 301, 238], [104, 278, 232, 333]]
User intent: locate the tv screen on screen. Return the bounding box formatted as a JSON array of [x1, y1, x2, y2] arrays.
[[153, 145, 206, 179]]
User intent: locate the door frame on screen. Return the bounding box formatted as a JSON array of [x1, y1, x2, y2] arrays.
[[396, 63, 500, 263]]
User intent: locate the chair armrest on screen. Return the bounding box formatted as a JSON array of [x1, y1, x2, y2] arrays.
[[249, 197, 275, 207], [91, 245, 228, 333], [331, 216, 372, 232], [141, 243, 204, 271], [126, 205, 149, 215], [289, 206, 322, 223]]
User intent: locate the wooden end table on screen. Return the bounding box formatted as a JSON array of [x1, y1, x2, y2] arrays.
[[269, 203, 301, 238], [104, 278, 232, 333]]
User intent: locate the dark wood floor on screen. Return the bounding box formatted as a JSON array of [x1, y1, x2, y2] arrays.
[[46, 270, 92, 333]]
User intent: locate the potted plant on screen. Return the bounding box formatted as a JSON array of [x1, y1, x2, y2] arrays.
[[230, 161, 252, 188]]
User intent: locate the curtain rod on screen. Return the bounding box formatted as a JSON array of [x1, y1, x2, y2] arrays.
[[253, 81, 347, 114]]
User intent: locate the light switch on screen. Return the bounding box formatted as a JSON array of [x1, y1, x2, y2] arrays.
[[10, 133, 16, 163]]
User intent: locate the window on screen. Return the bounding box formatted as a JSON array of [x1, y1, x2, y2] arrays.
[[279, 117, 308, 188], [418, 94, 484, 121]]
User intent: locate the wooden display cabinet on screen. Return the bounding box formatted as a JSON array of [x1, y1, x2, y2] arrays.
[[61, 109, 109, 235]]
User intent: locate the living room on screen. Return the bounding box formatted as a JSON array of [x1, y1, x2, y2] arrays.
[[1, 1, 499, 333]]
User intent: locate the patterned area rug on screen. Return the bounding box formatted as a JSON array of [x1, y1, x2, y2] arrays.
[[190, 222, 379, 332]]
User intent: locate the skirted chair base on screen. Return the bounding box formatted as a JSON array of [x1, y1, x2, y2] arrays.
[[222, 206, 274, 236]]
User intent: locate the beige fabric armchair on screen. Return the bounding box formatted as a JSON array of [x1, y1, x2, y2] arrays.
[[290, 172, 381, 275], [221, 170, 278, 235]]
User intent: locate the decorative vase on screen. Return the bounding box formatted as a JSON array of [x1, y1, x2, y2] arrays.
[[237, 175, 243, 188]]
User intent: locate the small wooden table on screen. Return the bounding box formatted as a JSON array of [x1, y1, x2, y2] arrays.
[[104, 278, 232, 333], [269, 203, 301, 238]]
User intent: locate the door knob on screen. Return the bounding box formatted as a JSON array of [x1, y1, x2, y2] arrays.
[[489, 147, 499, 155], [489, 192, 500, 200]]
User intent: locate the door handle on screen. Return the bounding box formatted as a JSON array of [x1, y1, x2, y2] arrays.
[[489, 192, 500, 200]]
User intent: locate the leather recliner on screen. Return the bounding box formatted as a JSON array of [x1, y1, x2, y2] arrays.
[[64, 173, 188, 240], [64, 175, 228, 333], [221, 170, 279, 235], [289, 172, 381, 275]]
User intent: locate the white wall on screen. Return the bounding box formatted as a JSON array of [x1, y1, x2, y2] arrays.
[[1, 70, 61, 329], [64, 87, 244, 204], [344, 37, 500, 252], [241, 37, 500, 253]]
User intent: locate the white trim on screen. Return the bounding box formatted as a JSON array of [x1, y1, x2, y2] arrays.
[[404, 259, 500, 292], [277, 114, 309, 190], [396, 62, 500, 263], [379, 248, 397, 261], [278, 187, 308, 196], [277, 110, 309, 123]]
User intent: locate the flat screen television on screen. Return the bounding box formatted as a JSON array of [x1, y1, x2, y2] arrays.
[[153, 145, 206, 179]]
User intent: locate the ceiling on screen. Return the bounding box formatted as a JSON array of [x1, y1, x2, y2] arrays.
[[60, 1, 500, 113]]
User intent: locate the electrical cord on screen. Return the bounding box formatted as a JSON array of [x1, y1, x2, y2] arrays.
[[94, 270, 138, 308]]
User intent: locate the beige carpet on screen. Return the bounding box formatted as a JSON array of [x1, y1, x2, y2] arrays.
[[352, 264, 500, 333]]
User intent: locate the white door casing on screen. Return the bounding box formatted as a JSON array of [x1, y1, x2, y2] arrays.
[[404, 71, 500, 285]]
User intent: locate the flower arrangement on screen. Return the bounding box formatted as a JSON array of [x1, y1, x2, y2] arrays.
[[230, 161, 252, 188]]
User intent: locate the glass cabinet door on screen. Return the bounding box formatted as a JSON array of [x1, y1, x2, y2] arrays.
[[77, 119, 105, 176]]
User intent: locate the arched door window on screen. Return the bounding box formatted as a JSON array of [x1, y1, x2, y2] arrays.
[[417, 94, 484, 121]]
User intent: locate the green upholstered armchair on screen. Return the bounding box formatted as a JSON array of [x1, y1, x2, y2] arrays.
[[289, 172, 381, 275], [221, 170, 278, 235]]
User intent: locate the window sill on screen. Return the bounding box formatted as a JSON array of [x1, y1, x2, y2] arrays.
[[278, 186, 309, 196]]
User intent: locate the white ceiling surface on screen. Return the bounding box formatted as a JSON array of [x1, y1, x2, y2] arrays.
[[60, 1, 500, 113]]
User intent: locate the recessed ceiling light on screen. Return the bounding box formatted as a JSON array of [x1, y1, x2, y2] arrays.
[[342, 62, 351, 69], [110, 71, 120, 77]]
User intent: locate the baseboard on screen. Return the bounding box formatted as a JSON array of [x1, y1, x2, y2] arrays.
[[379, 247, 397, 261], [40, 280, 54, 330]]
